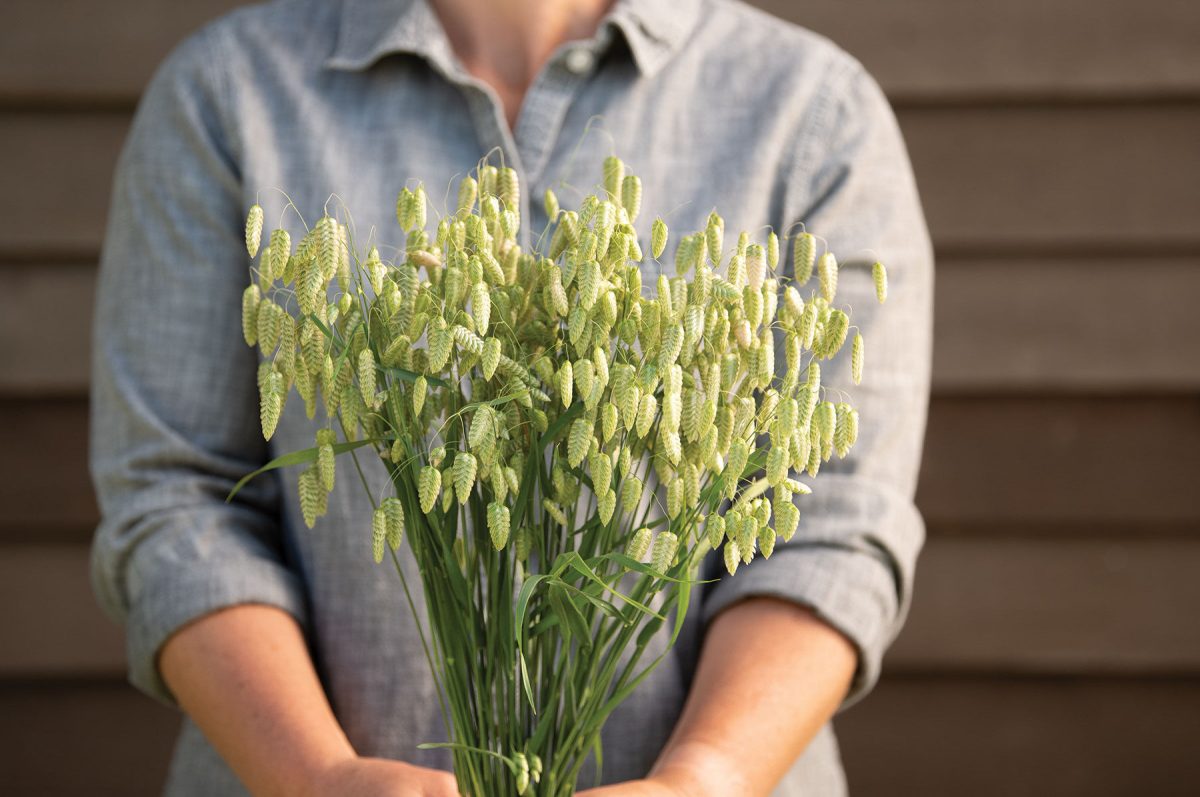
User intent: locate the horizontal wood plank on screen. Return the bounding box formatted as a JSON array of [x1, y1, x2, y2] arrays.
[[0, 113, 129, 258], [0, 399, 97, 532], [8, 534, 1200, 677], [901, 104, 1200, 252], [0, 0, 243, 105], [0, 263, 95, 395], [8, 256, 1199, 396], [931, 256, 1200, 393], [3, 106, 1199, 257], [887, 536, 1200, 673], [837, 674, 1200, 796], [917, 396, 1200, 526], [4, 396, 1198, 537], [0, 546, 125, 676], [4, 1, 1199, 103], [0, 680, 177, 795], [764, 0, 1200, 101]]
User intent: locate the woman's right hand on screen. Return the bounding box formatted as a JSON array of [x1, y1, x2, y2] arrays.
[[308, 757, 460, 797]]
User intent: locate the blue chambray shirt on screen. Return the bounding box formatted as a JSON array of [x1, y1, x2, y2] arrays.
[[89, 0, 933, 793]]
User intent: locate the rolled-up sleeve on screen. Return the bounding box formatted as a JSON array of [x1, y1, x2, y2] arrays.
[[89, 26, 308, 705], [702, 55, 934, 708]]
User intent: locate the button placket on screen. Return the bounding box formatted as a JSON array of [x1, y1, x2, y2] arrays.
[[513, 56, 595, 209]]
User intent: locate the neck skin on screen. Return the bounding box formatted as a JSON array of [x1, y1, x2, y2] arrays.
[[430, 0, 616, 129]]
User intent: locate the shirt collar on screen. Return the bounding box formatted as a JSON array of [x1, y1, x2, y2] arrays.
[[324, 0, 702, 78]]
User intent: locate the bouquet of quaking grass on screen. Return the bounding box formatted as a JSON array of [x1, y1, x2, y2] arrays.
[[235, 156, 887, 796]]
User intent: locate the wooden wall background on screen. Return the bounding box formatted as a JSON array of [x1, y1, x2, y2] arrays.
[[2, 0, 1198, 793]]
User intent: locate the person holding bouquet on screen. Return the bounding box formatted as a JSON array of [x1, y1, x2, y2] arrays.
[[90, 0, 932, 794]]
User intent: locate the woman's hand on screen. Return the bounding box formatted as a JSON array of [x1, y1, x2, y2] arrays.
[[307, 757, 460, 797], [576, 778, 682, 797]]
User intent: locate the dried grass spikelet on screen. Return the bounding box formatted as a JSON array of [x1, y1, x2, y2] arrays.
[[723, 539, 740, 575], [758, 525, 777, 559], [245, 204, 264, 258], [705, 514, 726, 549], [317, 437, 336, 493], [557, 361, 574, 408], [427, 321, 453, 371], [269, 229, 291, 278], [620, 175, 642, 222], [357, 349, 377, 407], [766, 445, 788, 487], [567, 417, 592, 468], [470, 282, 491, 333], [705, 211, 724, 266], [601, 402, 619, 442], [242, 285, 261, 346], [851, 332, 864, 384], [514, 526, 533, 561], [621, 477, 642, 513], [479, 164, 499, 199], [652, 531, 679, 573], [259, 368, 284, 440], [820, 309, 850, 360], [469, 405, 497, 458], [603, 155, 624, 202], [834, 402, 855, 458], [818, 252, 838, 302], [793, 232, 816, 284], [634, 393, 657, 439], [371, 505, 387, 563], [627, 527, 652, 561], [652, 218, 668, 259], [457, 175, 478, 215], [872, 260, 889, 303], [666, 477, 684, 519], [534, 497, 563, 528], [256, 299, 283, 355], [481, 338, 501, 380], [453, 451, 478, 504], [745, 243, 766, 290], [419, 465, 441, 513], [487, 501, 511, 550], [299, 466, 324, 528], [767, 231, 780, 270], [383, 496, 405, 551], [725, 439, 749, 498], [659, 424, 682, 465], [544, 188, 559, 219], [775, 496, 800, 542], [498, 167, 520, 211], [413, 374, 427, 416]]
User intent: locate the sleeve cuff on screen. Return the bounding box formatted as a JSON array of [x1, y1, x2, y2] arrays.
[[700, 476, 924, 708], [702, 543, 896, 708], [124, 541, 308, 706]]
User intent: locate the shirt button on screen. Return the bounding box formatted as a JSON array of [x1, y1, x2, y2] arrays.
[[564, 48, 596, 75]]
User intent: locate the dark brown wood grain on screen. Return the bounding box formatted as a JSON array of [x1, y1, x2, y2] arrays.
[[887, 536, 1200, 673], [836, 674, 1200, 797], [4, 1, 1199, 103], [917, 396, 1200, 525], [0, 680, 178, 795], [0, 546, 125, 677], [0, 0, 244, 106], [0, 263, 96, 396]]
